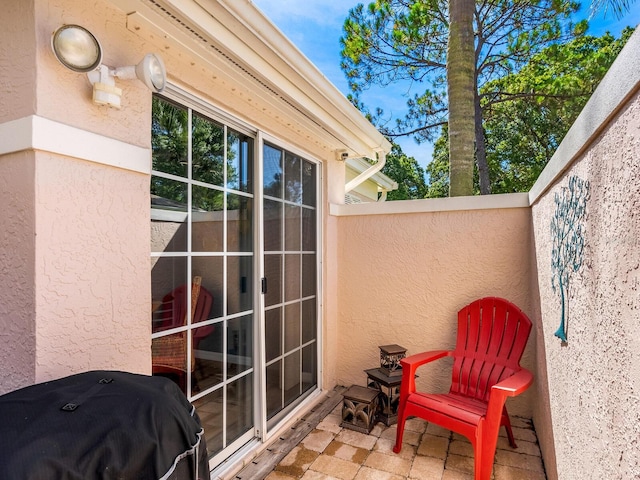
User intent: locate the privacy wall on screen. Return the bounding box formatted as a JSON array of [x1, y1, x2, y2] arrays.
[[530, 28, 640, 480], [333, 197, 537, 419]]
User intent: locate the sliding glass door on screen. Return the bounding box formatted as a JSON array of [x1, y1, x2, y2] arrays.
[[150, 92, 319, 467]]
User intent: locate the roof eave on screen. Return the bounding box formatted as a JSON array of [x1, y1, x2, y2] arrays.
[[109, 0, 391, 159]]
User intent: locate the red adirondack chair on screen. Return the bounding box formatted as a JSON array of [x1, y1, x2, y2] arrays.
[[152, 278, 214, 392], [393, 297, 533, 480]]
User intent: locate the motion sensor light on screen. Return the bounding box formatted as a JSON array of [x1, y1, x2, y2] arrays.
[[51, 24, 167, 108]]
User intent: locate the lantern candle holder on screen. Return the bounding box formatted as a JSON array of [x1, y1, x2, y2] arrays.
[[378, 344, 407, 377]]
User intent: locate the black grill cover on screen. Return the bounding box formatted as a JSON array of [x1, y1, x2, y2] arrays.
[[0, 371, 208, 480]]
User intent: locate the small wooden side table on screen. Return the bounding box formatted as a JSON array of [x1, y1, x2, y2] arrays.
[[341, 385, 380, 433], [365, 368, 404, 426]]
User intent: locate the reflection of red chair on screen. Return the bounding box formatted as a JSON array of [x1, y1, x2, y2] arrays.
[[393, 297, 533, 480], [152, 277, 214, 392]]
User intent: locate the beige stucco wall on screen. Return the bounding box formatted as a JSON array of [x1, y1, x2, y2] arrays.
[[333, 203, 536, 418], [0, 2, 37, 123], [0, 0, 153, 393], [0, 152, 37, 393], [34, 0, 151, 148], [33, 152, 150, 382], [32, 0, 152, 380], [531, 87, 640, 479], [527, 244, 558, 478]]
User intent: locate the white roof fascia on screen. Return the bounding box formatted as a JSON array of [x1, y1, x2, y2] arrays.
[[214, 0, 391, 156], [110, 0, 391, 159]]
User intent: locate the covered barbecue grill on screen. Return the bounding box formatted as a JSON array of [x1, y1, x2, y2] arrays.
[[0, 371, 208, 480]]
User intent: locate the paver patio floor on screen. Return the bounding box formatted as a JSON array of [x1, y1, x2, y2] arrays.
[[266, 406, 546, 480], [235, 388, 547, 480]]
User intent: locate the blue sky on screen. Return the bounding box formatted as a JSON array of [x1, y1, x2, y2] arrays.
[[252, 0, 640, 168]]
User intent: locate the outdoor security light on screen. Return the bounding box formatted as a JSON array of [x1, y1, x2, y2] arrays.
[[113, 54, 167, 93], [51, 24, 103, 73], [51, 25, 167, 109]]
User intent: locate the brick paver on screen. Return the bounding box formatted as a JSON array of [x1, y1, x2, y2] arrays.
[[263, 403, 547, 480]]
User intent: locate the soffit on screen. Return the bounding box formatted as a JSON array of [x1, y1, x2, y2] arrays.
[[109, 0, 391, 160]]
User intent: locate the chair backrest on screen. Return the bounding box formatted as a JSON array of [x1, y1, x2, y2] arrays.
[[160, 283, 213, 331], [450, 297, 532, 402]]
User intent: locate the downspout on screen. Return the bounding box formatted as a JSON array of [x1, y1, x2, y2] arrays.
[[344, 148, 387, 199]]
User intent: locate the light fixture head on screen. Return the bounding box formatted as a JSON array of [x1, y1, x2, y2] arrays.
[[136, 54, 167, 93], [112, 54, 167, 93], [51, 24, 103, 73]]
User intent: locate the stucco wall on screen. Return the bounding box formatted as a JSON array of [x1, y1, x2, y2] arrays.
[[0, 2, 36, 123], [0, 153, 37, 395], [531, 87, 640, 479], [34, 0, 151, 148], [334, 204, 536, 418], [34, 152, 151, 381], [0, 0, 153, 390]]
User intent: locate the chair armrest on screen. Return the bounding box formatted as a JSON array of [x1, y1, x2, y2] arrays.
[[401, 350, 452, 371], [483, 368, 534, 445], [398, 350, 452, 396], [491, 368, 534, 397]]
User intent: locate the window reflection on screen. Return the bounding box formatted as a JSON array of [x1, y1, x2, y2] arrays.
[[284, 302, 301, 352], [265, 308, 282, 362], [284, 152, 301, 203], [227, 315, 253, 378], [152, 97, 188, 178], [302, 161, 316, 207], [192, 185, 224, 253], [227, 374, 253, 444], [284, 205, 301, 252], [192, 323, 222, 395], [264, 144, 282, 198], [263, 143, 318, 426], [227, 256, 253, 315], [227, 194, 253, 253], [227, 132, 253, 193], [151, 177, 187, 253], [284, 351, 301, 407], [263, 199, 282, 251], [152, 96, 255, 459], [151, 257, 187, 333], [192, 112, 224, 186]]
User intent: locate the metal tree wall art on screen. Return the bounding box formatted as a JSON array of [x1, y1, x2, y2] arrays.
[[550, 175, 590, 343]]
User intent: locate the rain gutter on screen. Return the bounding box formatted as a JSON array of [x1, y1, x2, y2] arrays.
[[344, 149, 387, 196]]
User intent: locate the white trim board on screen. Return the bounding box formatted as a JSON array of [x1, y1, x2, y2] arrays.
[[0, 115, 151, 174], [330, 192, 530, 216]]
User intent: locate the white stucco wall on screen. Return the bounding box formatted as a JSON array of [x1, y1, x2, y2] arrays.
[[531, 88, 640, 479], [529, 27, 640, 480]]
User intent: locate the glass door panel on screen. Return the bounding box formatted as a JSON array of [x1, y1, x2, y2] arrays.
[[263, 143, 318, 428], [151, 96, 255, 462]]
